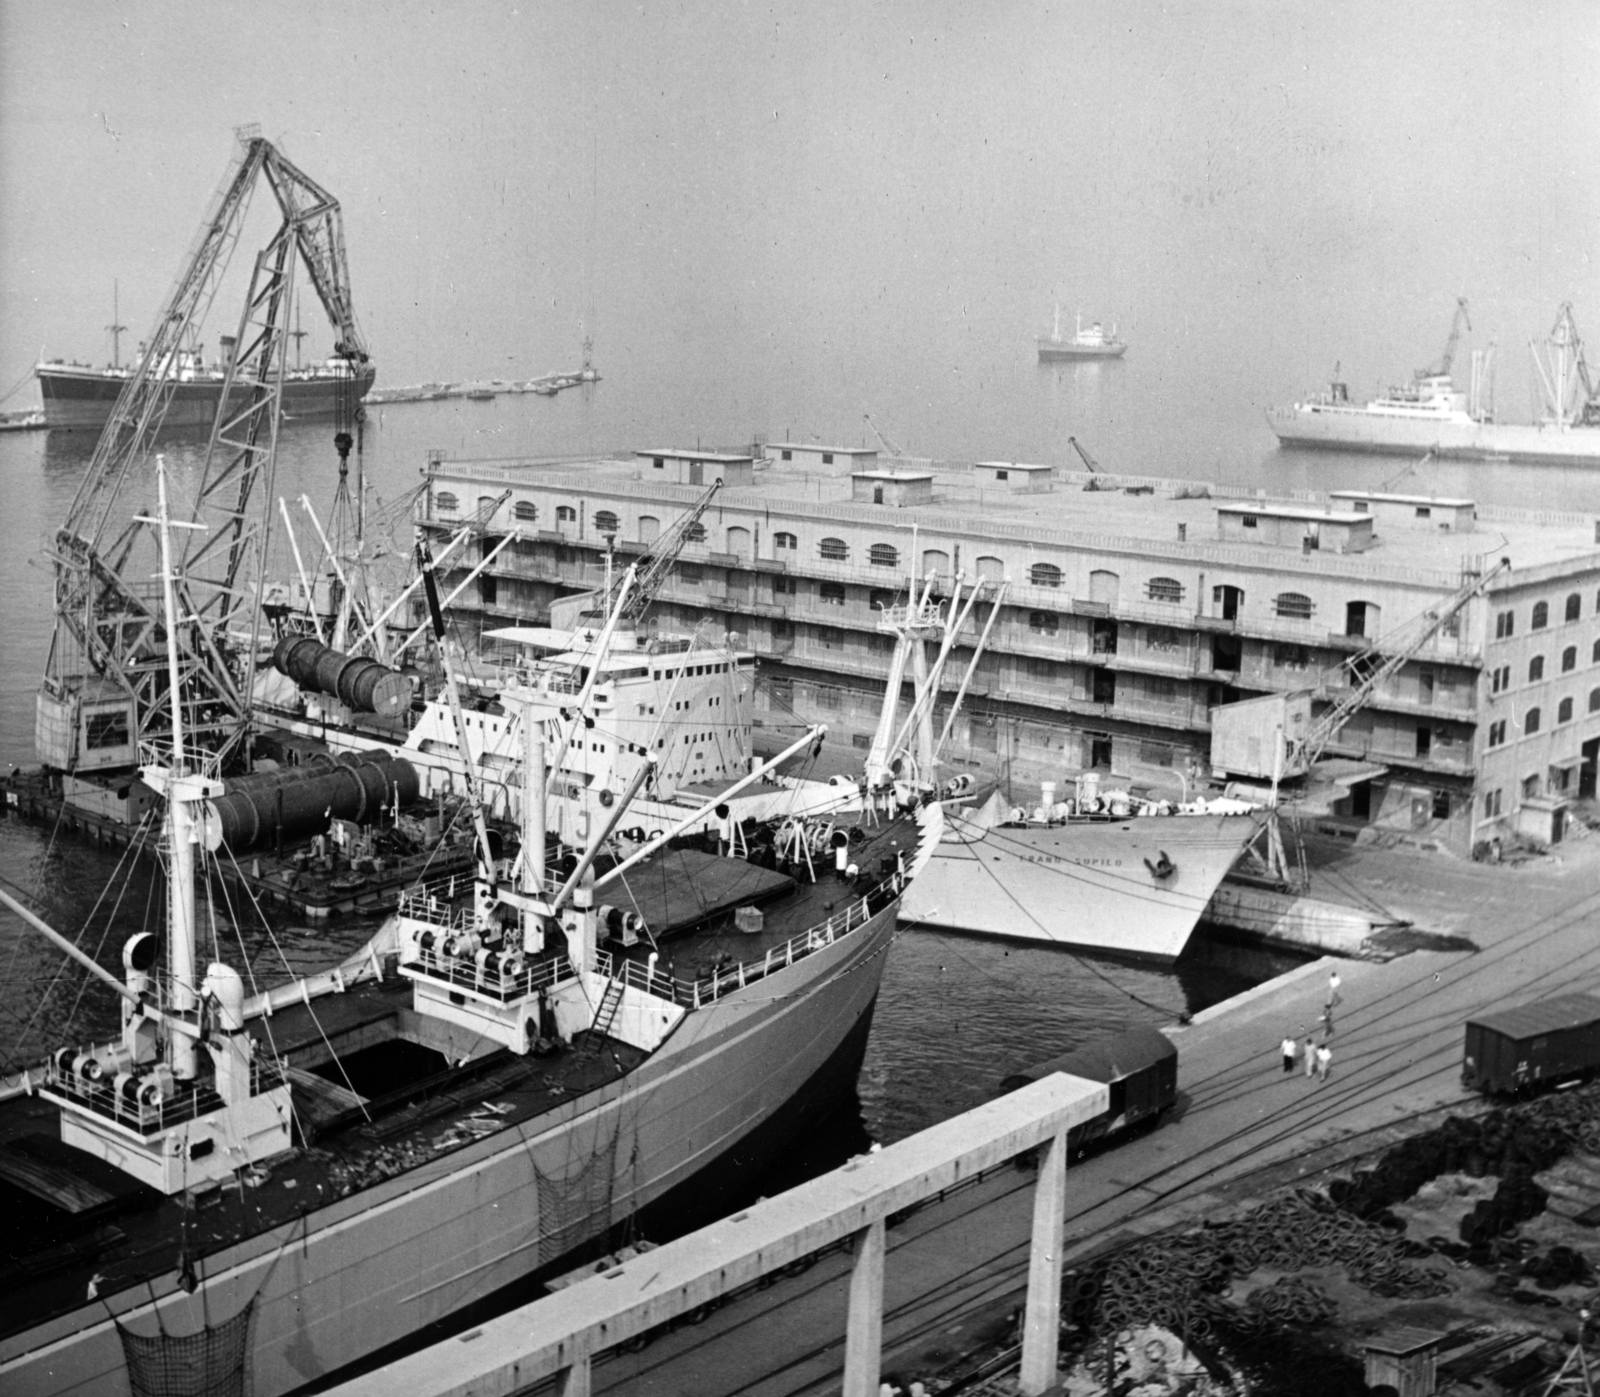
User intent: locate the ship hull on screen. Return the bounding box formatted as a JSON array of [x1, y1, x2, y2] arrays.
[[36, 364, 377, 431], [1037, 340, 1126, 361], [902, 812, 1259, 961], [0, 900, 898, 1397], [1267, 404, 1600, 466]]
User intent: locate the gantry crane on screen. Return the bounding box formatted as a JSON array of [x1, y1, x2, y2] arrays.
[[38, 127, 368, 775], [1417, 297, 1470, 380]]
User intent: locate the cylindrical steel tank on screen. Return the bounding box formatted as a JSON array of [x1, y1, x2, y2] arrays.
[[208, 753, 421, 850], [272, 635, 414, 717]]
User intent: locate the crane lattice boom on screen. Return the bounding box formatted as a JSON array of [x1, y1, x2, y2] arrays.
[[39, 129, 367, 774], [1417, 297, 1470, 380]]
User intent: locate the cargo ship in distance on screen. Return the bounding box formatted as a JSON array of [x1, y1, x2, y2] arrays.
[[36, 342, 376, 430], [1037, 305, 1127, 361], [1268, 300, 1600, 467]]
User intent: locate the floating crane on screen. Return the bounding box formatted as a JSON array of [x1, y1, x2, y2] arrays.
[[1417, 297, 1470, 380], [38, 127, 369, 775]]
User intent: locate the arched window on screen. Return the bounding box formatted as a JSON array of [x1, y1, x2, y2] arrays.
[[684, 521, 707, 543], [638, 515, 660, 544], [1029, 610, 1058, 635], [868, 543, 899, 568], [1529, 655, 1545, 682], [774, 531, 797, 551], [1566, 593, 1582, 623], [1563, 646, 1577, 673], [555, 505, 577, 523], [974, 556, 1004, 581], [1525, 706, 1542, 734], [1531, 600, 1549, 630], [1146, 576, 1184, 604], [819, 537, 849, 561], [594, 509, 620, 535], [478, 495, 500, 515], [513, 500, 537, 522], [1558, 697, 1573, 724], [435, 491, 459, 512], [819, 581, 846, 606], [1030, 562, 1062, 589], [1274, 592, 1314, 620]]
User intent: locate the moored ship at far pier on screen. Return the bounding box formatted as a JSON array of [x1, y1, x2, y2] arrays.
[[1268, 300, 1600, 466]]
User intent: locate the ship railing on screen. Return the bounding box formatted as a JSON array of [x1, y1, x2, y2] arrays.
[[403, 947, 576, 1001], [42, 1058, 288, 1136]]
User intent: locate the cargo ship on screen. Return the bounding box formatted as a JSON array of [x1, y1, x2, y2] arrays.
[[0, 468, 941, 1396], [1267, 301, 1600, 466], [35, 344, 376, 430], [1037, 306, 1127, 361], [901, 781, 1263, 961]]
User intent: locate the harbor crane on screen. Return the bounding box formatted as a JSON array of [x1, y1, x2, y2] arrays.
[[1289, 556, 1511, 776], [38, 127, 369, 776], [593, 480, 723, 631], [1417, 297, 1470, 380], [1532, 302, 1600, 429], [862, 413, 906, 458]]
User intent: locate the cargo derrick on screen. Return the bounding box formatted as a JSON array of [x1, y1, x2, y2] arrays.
[[38, 127, 369, 779]]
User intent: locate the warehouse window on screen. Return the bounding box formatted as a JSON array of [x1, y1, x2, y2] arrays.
[[684, 521, 707, 543], [1558, 697, 1573, 724], [817, 627, 844, 650], [1490, 665, 1510, 694], [774, 531, 797, 551], [513, 500, 537, 522], [819, 537, 849, 561], [594, 509, 620, 535], [1030, 562, 1063, 589], [1563, 646, 1577, 673], [1529, 656, 1545, 683], [1531, 601, 1549, 630], [555, 505, 577, 524], [1487, 720, 1506, 747], [1591, 687, 1600, 713], [1147, 576, 1184, 604], [1566, 593, 1582, 623], [819, 581, 846, 606], [1594, 639, 1600, 664], [1483, 789, 1502, 818], [1147, 626, 1180, 653], [1274, 592, 1314, 620], [677, 563, 702, 585], [1274, 644, 1310, 671], [868, 543, 899, 568], [1029, 610, 1059, 636], [869, 589, 896, 611], [1495, 610, 1514, 639], [1525, 707, 1542, 734], [435, 491, 459, 512]]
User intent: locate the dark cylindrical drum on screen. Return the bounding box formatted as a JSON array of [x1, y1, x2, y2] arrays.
[[271, 636, 414, 716], [209, 754, 420, 850]]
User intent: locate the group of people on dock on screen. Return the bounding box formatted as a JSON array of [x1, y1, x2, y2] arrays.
[[1280, 970, 1341, 1082]]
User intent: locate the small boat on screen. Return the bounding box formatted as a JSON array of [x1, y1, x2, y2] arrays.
[[1037, 305, 1127, 361]]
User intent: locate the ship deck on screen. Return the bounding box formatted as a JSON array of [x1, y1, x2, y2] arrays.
[[0, 810, 922, 1346]]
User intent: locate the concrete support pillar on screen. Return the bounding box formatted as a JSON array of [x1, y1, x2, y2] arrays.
[[555, 1343, 592, 1397], [841, 1217, 887, 1397], [1019, 1128, 1068, 1395]]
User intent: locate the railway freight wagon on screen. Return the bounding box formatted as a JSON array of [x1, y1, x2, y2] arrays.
[[999, 1025, 1177, 1152], [1463, 993, 1600, 1095]]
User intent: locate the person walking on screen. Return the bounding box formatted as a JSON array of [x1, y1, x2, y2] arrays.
[[1321, 1003, 1335, 1039], [1315, 1042, 1332, 1082], [1281, 1033, 1298, 1074], [1327, 969, 1342, 1008], [1304, 1037, 1317, 1079]]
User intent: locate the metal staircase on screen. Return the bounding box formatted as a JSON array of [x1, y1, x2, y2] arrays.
[[585, 977, 625, 1052]]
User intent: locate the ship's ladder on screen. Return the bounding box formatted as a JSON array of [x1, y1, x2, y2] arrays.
[[585, 976, 626, 1051]]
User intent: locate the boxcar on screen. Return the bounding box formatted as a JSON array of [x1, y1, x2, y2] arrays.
[[1463, 992, 1600, 1095], [998, 1025, 1178, 1150]]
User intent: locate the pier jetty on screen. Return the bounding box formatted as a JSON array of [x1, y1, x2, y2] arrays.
[[367, 365, 598, 405]]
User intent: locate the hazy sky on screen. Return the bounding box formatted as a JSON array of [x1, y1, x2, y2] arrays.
[[2, 1, 1596, 462]]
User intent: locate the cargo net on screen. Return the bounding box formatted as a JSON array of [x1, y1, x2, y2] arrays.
[[535, 1133, 620, 1268], [115, 1301, 253, 1397]]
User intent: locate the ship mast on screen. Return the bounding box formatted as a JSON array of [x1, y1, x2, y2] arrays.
[[106, 281, 127, 370]]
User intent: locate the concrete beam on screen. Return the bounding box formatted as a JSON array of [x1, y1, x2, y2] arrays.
[[325, 1073, 1108, 1397]]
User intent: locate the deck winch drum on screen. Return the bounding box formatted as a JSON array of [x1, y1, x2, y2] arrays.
[[207, 753, 420, 849], [272, 636, 414, 716]]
